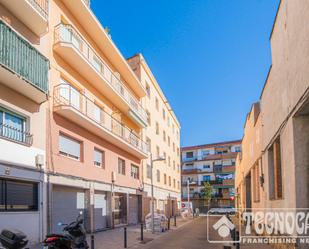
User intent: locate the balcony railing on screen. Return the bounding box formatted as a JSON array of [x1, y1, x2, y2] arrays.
[[28, 0, 49, 19], [0, 123, 32, 146], [54, 84, 148, 155], [0, 20, 49, 93], [54, 24, 147, 124], [81, 0, 90, 7]]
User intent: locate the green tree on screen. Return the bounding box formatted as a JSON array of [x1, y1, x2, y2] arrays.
[[200, 182, 213, 207]]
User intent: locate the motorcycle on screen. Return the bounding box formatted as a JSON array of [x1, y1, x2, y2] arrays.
[[0, 229, 28, 249], [43, 212, 89, 249]]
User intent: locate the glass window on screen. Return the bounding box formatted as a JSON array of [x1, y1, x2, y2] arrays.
[[94, 148, 104, 168], [118, 158, 125, 175], [155, 97, 159, 111], [59, 134, 81, 160], [162, 109, 166, 120], [147, 164, 151, 179], [186, 152, 194, 158], [157, 170, 160, 182], [131, 164, 139, 179], [0, 178, 38, 211]]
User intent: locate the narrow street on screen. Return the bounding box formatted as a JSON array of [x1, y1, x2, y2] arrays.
[[139, 217, 207, 249]]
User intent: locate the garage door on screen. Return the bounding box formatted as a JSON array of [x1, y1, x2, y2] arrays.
[[94, 192, 108, 231], [128, 195, 139, 225], [52, 185, 85, 234]]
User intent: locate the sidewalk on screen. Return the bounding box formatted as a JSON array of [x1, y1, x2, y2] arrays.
[[87, 216, 195, 249]]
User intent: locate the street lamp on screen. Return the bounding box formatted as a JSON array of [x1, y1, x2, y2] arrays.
[[187, 178, 196, 213], [150, 153, 165, 234]]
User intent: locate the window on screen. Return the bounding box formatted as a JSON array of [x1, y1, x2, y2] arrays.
[[146, 137, 151, 152], [173, 143, 175, 152], [177, 147, 180, 156], [0, 178, 38, 211], [146, 110, 151, 125], [167, 116, 170, 127], [0, 107, 27, 144], [118, 158, 126, 175], [164, 174, 167, 184], [155, 97, 159, 111], [59, 134, 81, 160], [147, 164, 151, 179], [173, 160, 175, 170], [94, 148, 104, 168], [268, 137, 282, 200], [203, 165, 210, 169], [168, 176, 171, 186], [176, 130, 179, 140], [163, 130, 166, 142], [146, 82, 150, 98], [186, 152, 193, 158], [163, 152, 166, 163], [168, 156, 171, 167], [168, 136, 170, 146], [177, 164, 180, 172], [173, 179, 176, 188], [177, 181, 180, 189], [162, 109, 166, 120], [156, 146, 160, 158], [157, 170, 160, 182], [156, 122, 159, 135], [172, 124, 175, 134], [131, 164, 139, 179]]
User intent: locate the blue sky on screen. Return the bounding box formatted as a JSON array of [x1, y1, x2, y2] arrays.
[[91, 0, 280, 147]]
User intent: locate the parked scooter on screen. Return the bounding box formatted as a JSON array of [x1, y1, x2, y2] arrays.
[[0, 230, 28, 249], [43, 212, 89, 249]]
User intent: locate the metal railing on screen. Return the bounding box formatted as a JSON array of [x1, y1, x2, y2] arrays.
[[0, 20, 49, 93], [54, 23, 147, 124], [0, 123, 32, 146], [54, 84, 148, 155], [28, 0, 49, 19], [81, 0, 90, 7]]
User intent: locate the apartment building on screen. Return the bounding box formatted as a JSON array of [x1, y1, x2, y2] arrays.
[[47, 0, 150, 234], [181, 140, 241, 210], [0, 0, 49, 244], [127, 54, 181, 218], [235, 1, 309, 247]]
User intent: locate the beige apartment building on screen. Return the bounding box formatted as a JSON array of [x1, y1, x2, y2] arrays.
[[128, 54, 181, 217], [235, 0, 309, 247], [181, 140, 241, 210], [0, 0, 49, 244]]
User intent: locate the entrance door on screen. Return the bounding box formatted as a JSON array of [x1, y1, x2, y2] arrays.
[[114, 193, 127, 226]]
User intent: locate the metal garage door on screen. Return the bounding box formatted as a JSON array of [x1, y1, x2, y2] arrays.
[[128, 194, 139, 225], [94, 192, 108, 231], [52, 185, 85, 234]]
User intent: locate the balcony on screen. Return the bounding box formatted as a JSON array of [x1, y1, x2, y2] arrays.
[[53, 84, 148, 159], [0, 123, 32, 146], [53, 24, 147, 128], [222, 165, 236, 173], [182, 156, 197, 162], [0, 0, 48, 36], [0, 21, 49, 103]]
